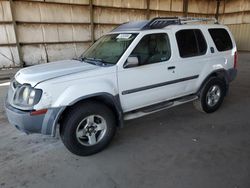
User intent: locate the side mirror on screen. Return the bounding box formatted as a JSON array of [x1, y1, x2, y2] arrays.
[[124, 56, 139, 68]]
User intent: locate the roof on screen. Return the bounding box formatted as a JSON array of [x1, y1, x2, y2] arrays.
[[112, 20, 149, 32]]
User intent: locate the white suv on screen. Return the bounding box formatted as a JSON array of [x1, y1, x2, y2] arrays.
[[5, 17, 237, 156]]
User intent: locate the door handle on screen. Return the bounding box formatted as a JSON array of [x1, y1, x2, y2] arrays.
[[167, 66, 175, 70], [210, 47, 215, 53]]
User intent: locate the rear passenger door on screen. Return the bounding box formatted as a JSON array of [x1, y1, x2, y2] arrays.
[[174, 29, 210, 94]]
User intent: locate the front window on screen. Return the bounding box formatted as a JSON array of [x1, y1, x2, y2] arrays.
[[129, 33, 171, 66], [82, 33, 138, 65]]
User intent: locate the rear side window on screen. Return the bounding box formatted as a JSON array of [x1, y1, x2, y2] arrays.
[[208, 28, 233, 51], [176, 29, 207, 58]]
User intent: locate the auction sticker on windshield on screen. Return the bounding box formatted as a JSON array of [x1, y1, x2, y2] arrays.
[[116, 34, 132, 39]]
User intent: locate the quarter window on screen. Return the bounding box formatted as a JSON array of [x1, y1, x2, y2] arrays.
[[130, 33, 171, 66], [176, 29, 207, 58], [208, 28, 233, 51]]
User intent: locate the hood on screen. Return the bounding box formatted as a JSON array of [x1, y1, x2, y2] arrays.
[[15, 60, 99, 86]]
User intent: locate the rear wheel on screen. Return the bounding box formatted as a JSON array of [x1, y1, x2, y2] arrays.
[[60, 101, 116, 156], [194, 77, 226, 113]]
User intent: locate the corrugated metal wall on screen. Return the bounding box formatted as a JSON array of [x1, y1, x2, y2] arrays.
[[0, 0, 248, 68], [219, 0, 250, 51], [0, 0, 20, 67], [0, 0, 91, 67]]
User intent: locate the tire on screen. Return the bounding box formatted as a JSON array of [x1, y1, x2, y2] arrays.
[[193, 77, 226, 113], [60, 101, 116, 156]]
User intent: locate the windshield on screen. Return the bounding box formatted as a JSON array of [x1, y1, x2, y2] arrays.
[[82, 33, 138, 65]]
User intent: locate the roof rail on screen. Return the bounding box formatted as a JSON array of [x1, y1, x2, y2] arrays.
[[112, 17, 218, 32], [142, 17, 218, 30], [179, 17, 218, 24]]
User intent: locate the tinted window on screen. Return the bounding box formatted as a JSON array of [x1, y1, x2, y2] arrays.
[[208, 28, 233, 51], [195, 30, 207, 54], [130, 33, 171, 66], [176, 29, 207, 58]]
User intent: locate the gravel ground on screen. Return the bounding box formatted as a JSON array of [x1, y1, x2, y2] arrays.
[[0, 53, 249, 188]]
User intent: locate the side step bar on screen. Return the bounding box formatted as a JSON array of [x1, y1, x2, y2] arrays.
[[124, 94, 198, 120]]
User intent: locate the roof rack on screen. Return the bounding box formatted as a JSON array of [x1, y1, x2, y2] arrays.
[[179, 17, 218, 24], [143, 17, 218, 29], [142, 17, 181, 29], [112, 17, 218, 32]]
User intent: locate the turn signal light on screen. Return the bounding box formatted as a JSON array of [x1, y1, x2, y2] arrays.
[[30, 109, 48, 116]]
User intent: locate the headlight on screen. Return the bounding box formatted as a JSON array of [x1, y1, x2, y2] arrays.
[[13, 84, 42, 109]]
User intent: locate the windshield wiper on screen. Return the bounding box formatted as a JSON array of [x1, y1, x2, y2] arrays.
[[73, 57, 99, 66], [72, 57, 83, 61], [81, 57, 112, 67]]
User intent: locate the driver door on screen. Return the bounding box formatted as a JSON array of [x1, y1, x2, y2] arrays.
[[118, 32, 179, 112]]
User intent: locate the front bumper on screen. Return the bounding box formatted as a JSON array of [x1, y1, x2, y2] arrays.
[[5, 102, 62, 136]]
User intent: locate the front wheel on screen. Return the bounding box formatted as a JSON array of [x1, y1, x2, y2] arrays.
[[60, 101, 116, 156], [194, 77, 226, 113]]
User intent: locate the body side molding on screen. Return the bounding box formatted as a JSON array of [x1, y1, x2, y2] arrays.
[[122, 75, 199, 95]]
